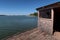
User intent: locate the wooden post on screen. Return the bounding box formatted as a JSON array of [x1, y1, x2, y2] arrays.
[[38, 11, 40, 19], [51, 9, 54, 20], [38, 10, 42, 32], [51, 9, 54, 34], [38, 11, 40, 30]]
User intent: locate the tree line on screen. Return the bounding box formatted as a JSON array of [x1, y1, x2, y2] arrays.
[[30, 12, 38, 16]]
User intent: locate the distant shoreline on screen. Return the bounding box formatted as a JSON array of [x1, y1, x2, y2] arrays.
[[26, 15, 37, 17]]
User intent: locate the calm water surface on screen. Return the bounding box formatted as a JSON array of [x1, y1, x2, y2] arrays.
[[0, 16, 37, 39]]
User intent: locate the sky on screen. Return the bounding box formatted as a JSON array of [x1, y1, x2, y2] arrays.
[[0, 0, 60, 15]]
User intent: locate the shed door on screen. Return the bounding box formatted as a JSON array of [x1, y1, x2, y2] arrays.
[[54, 7, 60, 32]]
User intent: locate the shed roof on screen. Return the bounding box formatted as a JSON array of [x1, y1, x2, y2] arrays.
[[36, 2, 60, 11]]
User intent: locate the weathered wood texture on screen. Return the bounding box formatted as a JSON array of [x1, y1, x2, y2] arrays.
[[2, 28, 57, 40], [38, 18, 53, 34], [36, 2, 60, 10], [38, 8, 54, 34]]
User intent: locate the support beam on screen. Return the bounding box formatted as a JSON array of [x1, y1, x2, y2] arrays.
[[51, 9, 54, 34], [38, 11, 40, 27], [38, 11, 41, 31], [51, 9, 54, 20]]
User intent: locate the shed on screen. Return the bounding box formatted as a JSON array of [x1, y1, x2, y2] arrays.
[[36, 2, 60, 34]]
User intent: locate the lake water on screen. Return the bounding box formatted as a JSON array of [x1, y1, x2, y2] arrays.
[[0, 16, 37, 39]]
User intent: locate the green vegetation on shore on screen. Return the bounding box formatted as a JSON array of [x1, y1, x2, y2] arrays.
[[30, 12, 38, 16]]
